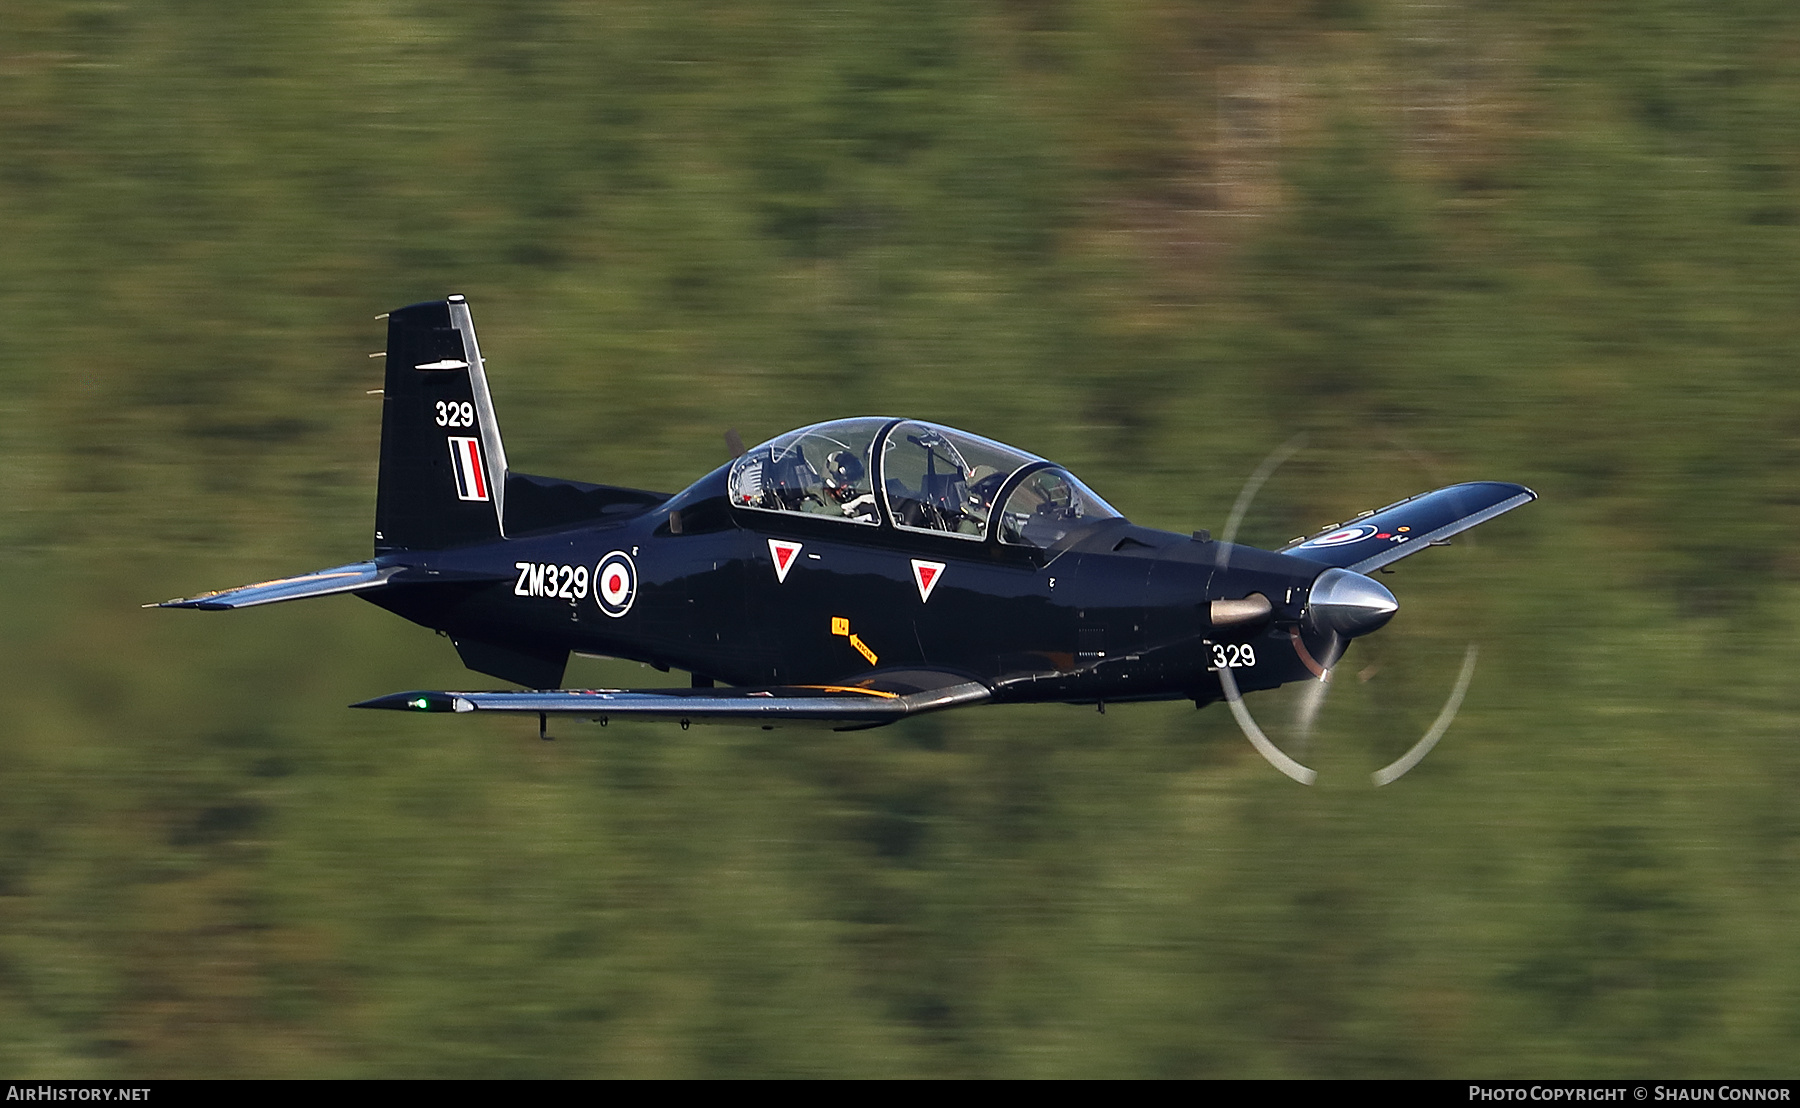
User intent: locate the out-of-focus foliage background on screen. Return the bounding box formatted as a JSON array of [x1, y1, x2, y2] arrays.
[[2, 0, 1797, 1077]]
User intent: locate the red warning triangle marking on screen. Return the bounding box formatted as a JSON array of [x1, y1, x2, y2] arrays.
[[768, 539, 803, 583], [911, 559, 946, 603]]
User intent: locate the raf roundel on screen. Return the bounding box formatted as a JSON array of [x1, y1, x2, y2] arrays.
[[593, 550, 637, 618], [1298, 524, 1380, 550]]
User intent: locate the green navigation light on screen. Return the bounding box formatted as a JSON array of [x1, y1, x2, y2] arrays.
[[409, 697, 430, 710]]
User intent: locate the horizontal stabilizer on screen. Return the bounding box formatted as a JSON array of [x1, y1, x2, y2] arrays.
[[1281, 481, 1536, 574], [353, 678, 991, 730], [153, 562, 399, 610]]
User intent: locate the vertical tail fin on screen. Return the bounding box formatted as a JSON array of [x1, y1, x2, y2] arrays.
[[373, 295, 511, 553]]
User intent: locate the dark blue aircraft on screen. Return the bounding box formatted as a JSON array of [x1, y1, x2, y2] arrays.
[[160, 297, 1535, 784]]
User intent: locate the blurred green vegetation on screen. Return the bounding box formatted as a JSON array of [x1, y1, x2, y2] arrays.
[[2, 0, 1798, 1077]]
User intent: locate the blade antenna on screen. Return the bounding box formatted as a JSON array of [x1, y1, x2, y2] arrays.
[[1370, 643, 1478, 787], [1219, 667, 1316, 785]]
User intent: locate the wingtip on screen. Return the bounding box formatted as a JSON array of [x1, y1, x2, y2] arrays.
[[352, 690, 465, 712], [153, 597, 231, 610]]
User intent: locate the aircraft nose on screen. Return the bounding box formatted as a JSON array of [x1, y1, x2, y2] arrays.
[[1305, 567, 1399, 639]]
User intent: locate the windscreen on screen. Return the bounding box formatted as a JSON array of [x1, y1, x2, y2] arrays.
[[996, 467, 1123, 548]]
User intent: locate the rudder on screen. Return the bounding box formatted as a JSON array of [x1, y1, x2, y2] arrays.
[[374, 295, 511, 553]]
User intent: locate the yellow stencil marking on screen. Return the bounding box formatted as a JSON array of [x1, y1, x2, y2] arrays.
[[796, 685, 900, 699], [829, 617, 878, 664]]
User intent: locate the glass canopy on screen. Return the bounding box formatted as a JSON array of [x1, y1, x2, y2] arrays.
[[727, 417, 886, 525], [726, 418, 1122, 545]]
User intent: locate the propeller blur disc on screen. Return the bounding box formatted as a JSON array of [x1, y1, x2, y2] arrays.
[[1219, 666, 1317, 785], [1369, 643, 1479, 787]]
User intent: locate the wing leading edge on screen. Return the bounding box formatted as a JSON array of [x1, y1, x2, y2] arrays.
[[353, 678, 991, 730], [1280, 481, 1536, 575]]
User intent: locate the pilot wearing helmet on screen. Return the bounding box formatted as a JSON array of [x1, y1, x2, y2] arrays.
[[823, 450, 879, 522]]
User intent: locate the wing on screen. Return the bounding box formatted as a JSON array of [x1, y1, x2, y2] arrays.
[[352, 671, 991, 731], [152, 561, 402, 609], [1280, 481, 1536, 575], [151, 561, 514, 610]]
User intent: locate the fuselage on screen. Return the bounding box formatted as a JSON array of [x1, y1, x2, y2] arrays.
[[363, 459, 1340, 705]]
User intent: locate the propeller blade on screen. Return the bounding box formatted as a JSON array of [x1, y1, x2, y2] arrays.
[[1290, 674, 1329, 753], [1215, 434, 1307, 564], [1219, 666, 1316, 785], [1369, 643, 1479, 787], [1289, 628, 1341, 749], [1210, 438, 1315, 785]]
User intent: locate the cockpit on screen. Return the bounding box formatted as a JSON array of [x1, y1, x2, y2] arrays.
[[726, 417, 1122, 548]]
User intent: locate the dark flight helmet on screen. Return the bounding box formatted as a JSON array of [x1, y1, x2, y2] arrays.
[[825, 449, 865, 494]]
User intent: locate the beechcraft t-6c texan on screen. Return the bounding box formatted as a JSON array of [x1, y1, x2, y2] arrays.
[[158, 296, 1536, 785]]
